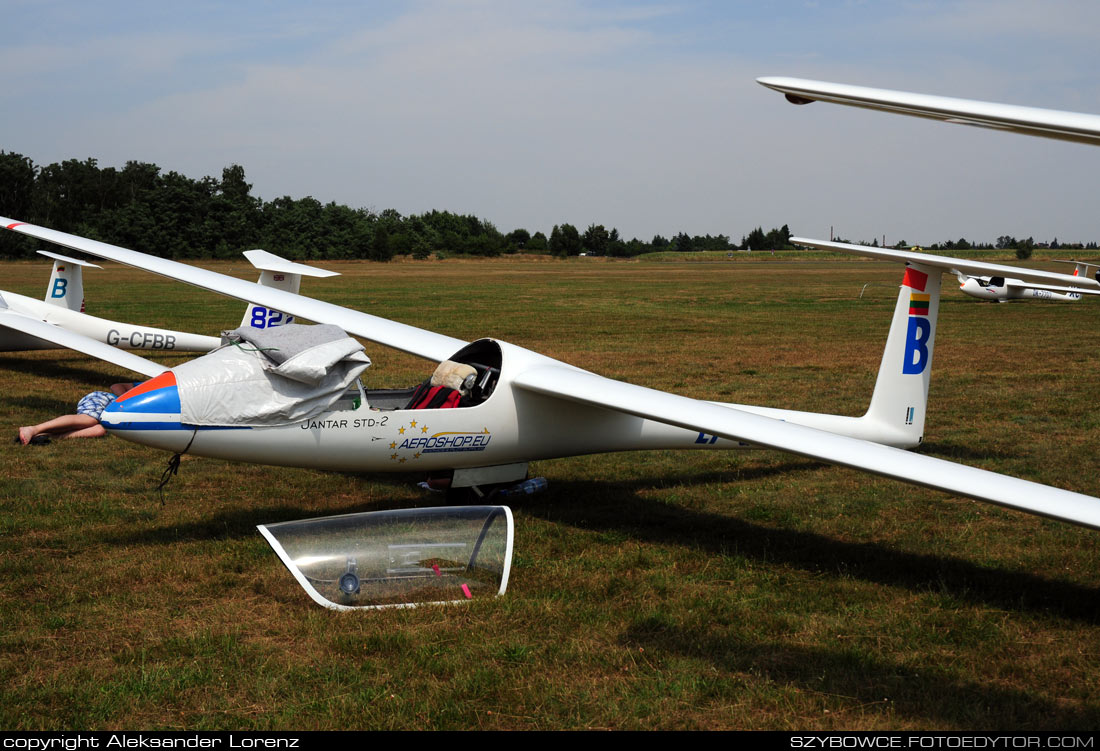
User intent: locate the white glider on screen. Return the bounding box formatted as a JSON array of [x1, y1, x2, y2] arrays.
[[793, 238, 1100, 302], [0, 246, 342, 374], [0, 250, 218, 375], [757, 77, 1100, 303], [3, 215, 1100, 533]]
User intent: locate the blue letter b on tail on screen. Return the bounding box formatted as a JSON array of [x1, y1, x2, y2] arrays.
[[903, 317, 931, 374]]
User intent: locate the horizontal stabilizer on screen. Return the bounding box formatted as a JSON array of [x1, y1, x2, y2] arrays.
[[243, 250, 340, 278], [37, 250, 101, 268]]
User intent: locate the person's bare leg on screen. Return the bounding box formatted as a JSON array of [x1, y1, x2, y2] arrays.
[[58, 424, 107, 440], [19, 414, 100, 444]]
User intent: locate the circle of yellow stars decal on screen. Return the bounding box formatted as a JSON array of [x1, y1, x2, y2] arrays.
[[390, 419, 431, 463]]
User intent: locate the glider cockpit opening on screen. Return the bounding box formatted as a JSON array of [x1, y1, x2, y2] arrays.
[[440, 338, 503, 405], [364, 338, 502, 412]]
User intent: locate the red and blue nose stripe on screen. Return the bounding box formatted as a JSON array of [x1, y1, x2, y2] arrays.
[[101, 372, 184, 431]]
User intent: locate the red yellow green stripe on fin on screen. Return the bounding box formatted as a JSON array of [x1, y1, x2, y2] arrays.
[[908, 293, 930, 315]]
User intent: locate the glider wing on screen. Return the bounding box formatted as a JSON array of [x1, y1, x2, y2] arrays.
[[0, 304, 168, 377], [792, 237, 1100, 290], [756, 76, 1100, 147], [513, 364, 1100, 530], [0, 218, 467, 363]]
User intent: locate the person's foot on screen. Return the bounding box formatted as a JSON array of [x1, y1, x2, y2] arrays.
[[18, 426, 35, 445]]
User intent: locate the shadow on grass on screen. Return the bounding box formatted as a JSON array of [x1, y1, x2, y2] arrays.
[[622, 621, 1099, 728], [920, 441, 1017, 462], [93, 461, 1100, 624], [0, 393, 73, 415], [95, 477, 425, 547], [519, 473, 1100, 625], [0, 354, 157, 387]]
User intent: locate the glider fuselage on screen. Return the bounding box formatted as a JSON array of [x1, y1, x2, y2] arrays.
[[100, 337, 917, 475], [0, 289, 220, 353]]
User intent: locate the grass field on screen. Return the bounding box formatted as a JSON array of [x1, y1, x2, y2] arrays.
[[2, 253, 1100, 730]]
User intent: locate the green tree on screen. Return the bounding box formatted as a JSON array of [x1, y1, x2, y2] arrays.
[[506, 228, 530, 253], [1016, 236, 1035, 260], [527, 231, 548, 253], [742, 227, 767, 251], [582, 224, 610, 256], [321, 203, 375, 259], [549, 223, 581, 257], [672, 232, 693, 252], [0, 152, 37, 257]]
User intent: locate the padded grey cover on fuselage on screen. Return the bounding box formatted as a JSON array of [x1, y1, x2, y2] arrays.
[[174, 324, 371, 426]]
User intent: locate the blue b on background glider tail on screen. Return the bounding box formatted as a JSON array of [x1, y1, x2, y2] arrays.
[[40, 250, 101, 313]]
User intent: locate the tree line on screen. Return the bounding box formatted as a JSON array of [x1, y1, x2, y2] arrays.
[[0, 153, 806, 261], [4, 153, 1089, 262]]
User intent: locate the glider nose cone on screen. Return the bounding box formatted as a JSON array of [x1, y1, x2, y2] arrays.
[[101, 371, 182, 430]]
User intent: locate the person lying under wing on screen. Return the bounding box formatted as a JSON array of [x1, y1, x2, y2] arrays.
[[16, 382, 139, 445]]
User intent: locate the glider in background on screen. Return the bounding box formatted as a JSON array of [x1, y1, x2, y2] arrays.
[[757, 77, 1100, 302], [791, 238, 1100, 302], [3, 216, 1100, 534], [0, 248, 339, 377]]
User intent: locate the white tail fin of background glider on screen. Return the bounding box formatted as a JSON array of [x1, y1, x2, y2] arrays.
[[39, 250, 101, 313], [239, 250, 340, 330], [1053, 259, 1100, 282], [862, 262, 941, 446]]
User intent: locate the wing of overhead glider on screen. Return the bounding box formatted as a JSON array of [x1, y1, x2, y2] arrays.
[[513, 365, 1100, 530], [4, 216, 1100, 530], [0, 302, 168, 377], [792, 237, 1100, 290], [0, 218, 466, 363], [756, 77, 1100, 147]]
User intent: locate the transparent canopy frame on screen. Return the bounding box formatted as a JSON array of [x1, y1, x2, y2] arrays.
[[259, 506, 513, 610]]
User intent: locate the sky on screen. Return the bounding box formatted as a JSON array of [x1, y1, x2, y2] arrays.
[[3, 0, 1099, 246]]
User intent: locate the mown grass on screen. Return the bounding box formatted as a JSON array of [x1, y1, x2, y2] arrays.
[[2, 255, 1100, 730]]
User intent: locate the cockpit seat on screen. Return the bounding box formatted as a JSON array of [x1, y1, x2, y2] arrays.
[[405, 360, 477, 410]]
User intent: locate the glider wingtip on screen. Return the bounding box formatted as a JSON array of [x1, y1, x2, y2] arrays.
[[757, 75, 798, 88]]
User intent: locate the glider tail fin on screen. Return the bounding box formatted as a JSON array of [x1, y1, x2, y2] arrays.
[[39, 250, 101, 313], [862, 262, 941, 447], [239, 249, 340, 330], [1052, 259, 1100, 282]]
